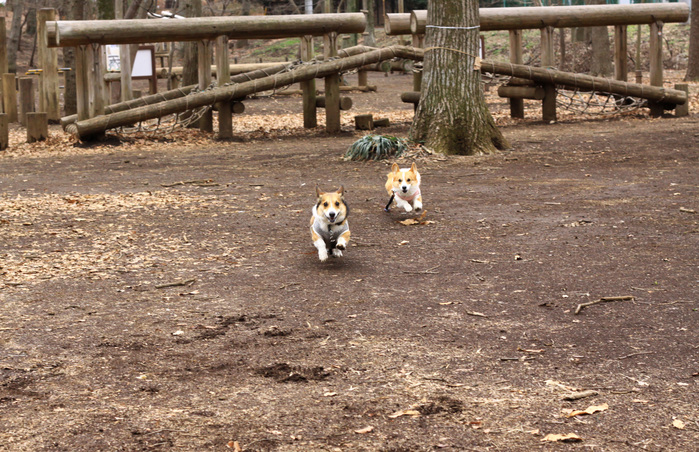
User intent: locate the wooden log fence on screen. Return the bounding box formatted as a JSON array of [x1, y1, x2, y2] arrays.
[[38, 12, 367, 138], [385, 4, 689, 119], [66, 46, 422, 140]]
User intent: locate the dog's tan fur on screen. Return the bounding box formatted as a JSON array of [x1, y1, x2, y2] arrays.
[[310, 186, 350, 262], [385, 162, 422, 213]]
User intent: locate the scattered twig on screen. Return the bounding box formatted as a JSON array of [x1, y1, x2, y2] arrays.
[[561, 390, 598, 401], [616, 351, 654, 360], [155, 278, 196, 289], [161, 179, 219, 187], [402, 265, 440, 275], [279, 282, 301, 290], [465, 311, 488, 318], [679, 207, 696, 214], [575, 295, 634, 315]]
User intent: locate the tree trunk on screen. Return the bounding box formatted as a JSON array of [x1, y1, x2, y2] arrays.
[[363, 0, 376, 47], [7, 0, 24, 73], [96, 0, 115, 20], [588, 0, 612, 76], [61, 0, 86, 117], [685, 0, 699, 80], [410, 0, 509, 156], [182, 0, 202, 88]]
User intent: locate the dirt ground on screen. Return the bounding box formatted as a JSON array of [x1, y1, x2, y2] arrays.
[[1, 71, 698, 451]]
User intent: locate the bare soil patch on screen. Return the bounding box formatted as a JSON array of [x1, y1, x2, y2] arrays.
[[1, 72, 698, 451]]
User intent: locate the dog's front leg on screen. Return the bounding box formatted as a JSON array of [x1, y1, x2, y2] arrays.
[[311, 227, 329, 261], [333, 229, 351, 257], [394, 195, 413, 212], [413, 194, 423, 212]]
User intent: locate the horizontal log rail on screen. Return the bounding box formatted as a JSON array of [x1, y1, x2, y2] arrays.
[[387, 4, 689, 35], [479, 60, 687, 105], [66, 45, 409, 139], [48, 13, 366, 47]]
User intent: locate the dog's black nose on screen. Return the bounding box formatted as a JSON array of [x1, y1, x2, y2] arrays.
[[402, 187, 408, 193]]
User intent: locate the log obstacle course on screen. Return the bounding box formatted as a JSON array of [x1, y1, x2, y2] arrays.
[[39, 11, 367, 139], [385, 3, 690, 121]]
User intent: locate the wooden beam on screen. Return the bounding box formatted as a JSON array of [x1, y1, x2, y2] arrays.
[[18, 77, 35, 126], [324, 32, 341, 133], [26, 112, 49, 143], [38, 9, 61, 122], [509, 29, 524, 119], [0, 114, 8, 150], [409, 4, 689, 34], [648, 21, 664, 117], [2, 74, 18, 123], [614, 25, 628, 82], [300, 35, 317, 129], [198, 40, 213, 132], [48, 13, 367, 47], [215, 35, 232, 139]]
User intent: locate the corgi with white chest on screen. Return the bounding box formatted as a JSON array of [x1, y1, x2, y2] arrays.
[[385, 162, 422, 213], [310, 186, 351, 262]]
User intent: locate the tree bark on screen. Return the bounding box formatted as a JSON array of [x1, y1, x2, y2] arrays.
[[410, 0, 509, 155], [685, 0, 699, 80], [60, 0, 86, 117], [363, 0, 376, 47], [588, 0, 613, 77], [182, 0, 203, 88], [7, 0, 25, 73]]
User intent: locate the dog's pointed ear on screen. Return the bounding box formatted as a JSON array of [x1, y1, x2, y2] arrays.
[[337, 185, 345, 196], [391, 163, 400, 172], [316, 185, 323, 197], [410, 162, 418, 172]]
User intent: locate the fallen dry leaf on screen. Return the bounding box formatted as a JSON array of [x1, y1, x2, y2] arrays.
[[541, 433, 583, 443], [672, 419, 685, 429], [354, 425, 374, 434], [226, 440, 242, 451], [399, 218, 419, 226], [567, 403, 609, 417]]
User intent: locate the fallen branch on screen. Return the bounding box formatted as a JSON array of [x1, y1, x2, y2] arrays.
[[155, 278, 196, 289], [402, 265, 440, 275], [161, 179, 218, 187], [562, 390, 598, 401], [574, 295, 634, 315]]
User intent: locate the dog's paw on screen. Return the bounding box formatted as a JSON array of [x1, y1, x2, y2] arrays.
[[336, 240, 346, 251], [413, 202, 422, 212], [332, 248, 343, 258], [403, 204, 413, 212], [318, 250, 329, 262]]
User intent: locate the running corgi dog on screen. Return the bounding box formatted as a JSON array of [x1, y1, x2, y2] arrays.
[[310, 186, 351, 262], [385, 162, 422, 213]]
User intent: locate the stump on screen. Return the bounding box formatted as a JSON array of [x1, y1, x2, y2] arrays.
[[26, 112, 49, 143], [355, 114, 374, 130], [0, 114, 8, 150]]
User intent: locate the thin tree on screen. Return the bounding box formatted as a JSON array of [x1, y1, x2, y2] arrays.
[[588, 0, 612, 77], [7, 0, 24, 73], [685, 0, 699, 81], [410, 0, 509, 155]]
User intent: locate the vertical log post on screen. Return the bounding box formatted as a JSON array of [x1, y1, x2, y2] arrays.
[[37, 9, 61, 122], [88, 43, 106, 118], [18, 77, 35, 126], [2, 74, 18, 123], [0, 16, 7, 114], [215, 35, 232, 139], [411, 33, 424, 92], [75, 45, 91, 121], [26, 112, 49, 143], [115, 0, 133, 102], [508, 29, 524, 119], [614, 25, 628, 81], [674, 83, 689, 117], [324, 32, 341, 133], [300, 35, 317, 128], [0, 114, 8, 150], [198, 40, 213, 132], [648, 21, 664, 117], [540, 26, 556, 122]]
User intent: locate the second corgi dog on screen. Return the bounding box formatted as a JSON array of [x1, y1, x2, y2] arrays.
[[310, 186, 351, 262], [385, 162, 422, 213]]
